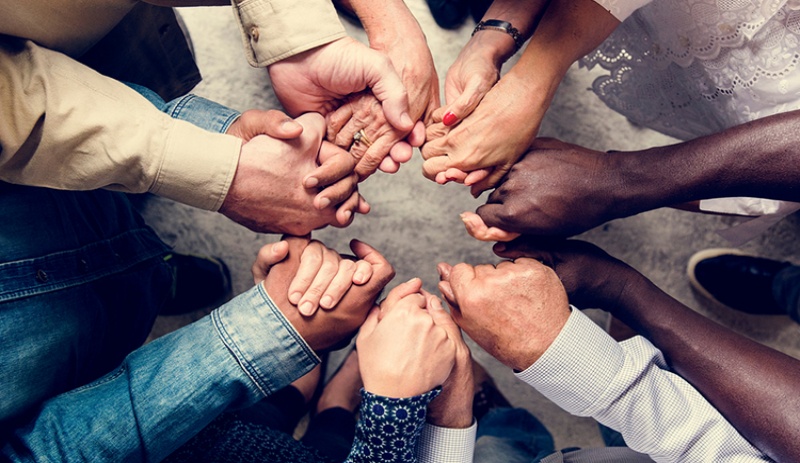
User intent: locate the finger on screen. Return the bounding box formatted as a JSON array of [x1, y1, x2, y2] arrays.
[[492, 237, 552, 260], [424, 123, 449, 152], [333, 190, 361, 227], [470, 165, 510, 197], [353, 259, 374, 285], [464, 168, 491, 186], [349, 239, 395, 294], [435, 171, 449, 185], [320, 259, 358, 309], [251, 240, 290, 284], [443, 75, 490, 125], [305, 142, 357, 190], [443, 168, 468, 184], [378, 156, 400, 174], [422, 156, 452, 181], [437, 280, 459, 312], [298, 246, 341, 315], [326, 104, 355, 145], [430, 106, 445, 124], [288, 241, 324, 306], [356, 194, 371, 215], [228, 109, 303, 141], [354, 137, 395, 179], [460, 211, 520, 242], [447, 263, 477, 304], [436, 262, 453, 282], [406, 121, 426, 147], [381, 277, 423, 311], [428, 296, 461, 335], [389, 141, 413, 165], [315, 173, 358, 211], [294, 113, 326, 152], [361, 53, 414, 131]]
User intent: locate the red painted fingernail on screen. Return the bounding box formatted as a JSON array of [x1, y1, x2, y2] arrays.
[[442, 112, 457, 126]]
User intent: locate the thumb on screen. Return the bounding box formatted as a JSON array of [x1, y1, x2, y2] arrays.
[[358, 49, 413, 132], [460, 211, 520, 242], [251, 240, 290, 284], [442, 75, 488, 126], [228, 110, 304, 141]]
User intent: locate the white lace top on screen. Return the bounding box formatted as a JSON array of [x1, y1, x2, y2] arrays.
[[586, 0, 800, 140]]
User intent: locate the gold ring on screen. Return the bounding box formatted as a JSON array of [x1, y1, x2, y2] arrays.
[[353, 129, 373, 148]]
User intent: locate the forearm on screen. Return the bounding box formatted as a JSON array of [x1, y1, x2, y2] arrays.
[[616, 110, 800, 216], [2, 285, 319, 461], [518, 309, 769, 462], [611, 274, 800, 462], [0, 40, 240, 211], [348, 0, 424, 51]]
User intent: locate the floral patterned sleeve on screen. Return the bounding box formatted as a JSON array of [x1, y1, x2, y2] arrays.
[[344, 388, 442, 463]]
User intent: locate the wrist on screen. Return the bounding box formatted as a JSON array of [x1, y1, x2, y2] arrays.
[[464, 30, 517, 68]]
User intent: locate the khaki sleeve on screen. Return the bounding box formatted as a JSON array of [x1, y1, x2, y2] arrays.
[[231, 0, 347, 67], [0, 39, 241, 211]]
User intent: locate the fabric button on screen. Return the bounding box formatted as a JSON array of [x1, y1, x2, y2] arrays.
[[249, 26, 259, 42], [35, 269, 48, 283]]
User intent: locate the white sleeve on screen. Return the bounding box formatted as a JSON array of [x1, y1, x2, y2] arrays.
[[515, 308, 770, 463], [416, 420, 477, 463], [592, 0, 653, 21]]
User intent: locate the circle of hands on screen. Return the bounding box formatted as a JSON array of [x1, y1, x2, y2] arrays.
[[230, 33, 629, 411]]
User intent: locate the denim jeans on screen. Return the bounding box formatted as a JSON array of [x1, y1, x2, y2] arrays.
[[0, 183, 172, 439], [773, 265, 800, 323]]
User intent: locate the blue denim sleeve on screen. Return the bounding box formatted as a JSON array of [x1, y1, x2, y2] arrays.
[[2, 284, 318, 462], [127, 83, 241, 134], [345, 387, 441, 463]]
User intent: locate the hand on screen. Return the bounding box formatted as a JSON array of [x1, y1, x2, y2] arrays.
[[326, 92, 426, 179], [267, 37, 414, 132], [262, 236, 394, 352], [356, 278, 456, 398], [424, 293, 474, 429], [471, 138, 626, 238], [252, 237, 377, 316], [437, 258, 570, 371], [422, 72, 545, 195], [219, 113, 368, 235], [493, 237, 642, 313]]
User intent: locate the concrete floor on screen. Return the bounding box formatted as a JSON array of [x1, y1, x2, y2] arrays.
[[142, 1, 800, 452]]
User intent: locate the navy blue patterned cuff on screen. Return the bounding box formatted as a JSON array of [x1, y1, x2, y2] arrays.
[[345, 388, 442, 463]]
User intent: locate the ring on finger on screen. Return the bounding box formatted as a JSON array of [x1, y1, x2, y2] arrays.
[[353, 129, 373, 148]]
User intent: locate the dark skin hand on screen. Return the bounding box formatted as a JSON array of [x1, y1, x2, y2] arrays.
[[262, 236, 395, 352], [495, 236, 800, 462], [475, 110, 800, 240]]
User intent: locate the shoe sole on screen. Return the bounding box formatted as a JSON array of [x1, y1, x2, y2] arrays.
[[686, 247, 750, 312]]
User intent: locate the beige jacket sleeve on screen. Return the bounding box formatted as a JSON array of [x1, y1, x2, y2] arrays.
[[231, 0, 347, 67], [0, 39, 241, 211]]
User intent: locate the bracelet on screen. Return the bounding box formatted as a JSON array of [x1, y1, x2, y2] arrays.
[[472, 19, 523, 53]]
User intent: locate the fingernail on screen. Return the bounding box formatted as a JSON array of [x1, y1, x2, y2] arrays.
[[289, 292, 302, 304], [400, 112, 413, 128], [495, 243, 507, 252], [442, 112, 457, 127], [354, 272, 366, 284], [300, 301, 314, 316], [343, 209, 352, 220], [305, 177, 319, 188], [407, 277, 419, 284], [318, 197, 331, 209], [320, 295, 333, 308]]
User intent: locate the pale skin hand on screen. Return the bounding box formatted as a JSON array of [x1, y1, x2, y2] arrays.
[[267, 37, 413, 132], [324, 0, 438, 179], [252, 238, 376, 316], [437, 258, 570, 371], [219, 113, 369, 235], [262, 236, 395, 352], [356, 278, 456, 398]]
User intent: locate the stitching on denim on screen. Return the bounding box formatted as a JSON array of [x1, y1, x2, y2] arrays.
[[64, 365, 127, 395], [211, 308, 272, 397]]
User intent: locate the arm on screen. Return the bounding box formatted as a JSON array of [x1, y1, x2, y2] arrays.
[[470, 107, 800, 240], [438, 257, 770, 462], [0, 39, 239, 212], [2, 284, 319, 461], [518, 309, 770, 462], [496, 239, 800, 462], [422, 0, 620, 193]]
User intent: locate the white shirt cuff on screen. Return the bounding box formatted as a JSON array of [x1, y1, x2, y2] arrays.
[[416, 420, 477, 463], [592, 0, 653, 21]]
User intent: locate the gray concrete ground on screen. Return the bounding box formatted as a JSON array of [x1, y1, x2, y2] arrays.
[[142, 1, 800, 451]]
